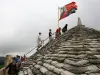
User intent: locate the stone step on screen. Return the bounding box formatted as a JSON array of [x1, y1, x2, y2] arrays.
[[33, 61, 74, 75], [22, 62, 33, 67], [43, 54, 87, 60], [59, 45, 84, 48], [88, 48, 100, 51], [43, 60, 64, 68], [61, 43, 100, 48], [34, 61, 59, 75], [86, 40, 98, 43], [89, 73, 100, 75], [89, 59, 100, 64], [60, 45, 100, 48], [86, 39, 98, 41], [43, 56, 65, 63], [56, 48, 100, 54], [58, 50, 100, 55], [43, 63, 75, 75], [34, 63, 59, 75], [22, 65, 42, 75], [58, 51, 88, 54], [64, 59, 89, 67], [94, 55, 100, 59], [61, 42, 71, 46], [67, 40, 81, 43], [87, 45, 100, 48], [31, 67, 43, 75], [84, 43, 100, 45], [66, 58, 84, 61], [39, 66, 48, 74], [43, 60, 52, 64], [56, 48, 91, 52], [63, 64, 100, 74], [56, 48, 73, 51]]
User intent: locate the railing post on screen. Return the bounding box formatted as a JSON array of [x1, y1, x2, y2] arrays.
[[3, 68, 6, 75], [5, 55, 12, 67], [4, 55, 12, 75], [0, 67, 7, 75]]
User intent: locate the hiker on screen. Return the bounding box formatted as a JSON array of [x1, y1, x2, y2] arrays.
[[21, 54, 27, 62], [55, 27, 61, 38], [49, 29, 52, 41], [15, 55, 21, 75], [5, 57, 17, 75], [62, 24, 68, 33], [21, 56, 24, 62], [23, 54, 27, 61], [58, 27, 61, 35], [37, 32, 43, 50], [15, 55, 21, 63]]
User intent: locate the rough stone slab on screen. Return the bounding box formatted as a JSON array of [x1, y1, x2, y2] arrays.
[[64, 59, 89, 66], [31, 67, 42, 75], [40, 66, 48, 74], [59, 45, 83, 48], [94, 55, 100, 59], [53, 68, 63, 74], [88, 48, 100, 51], [86, 39, 98, 41], [44, 60, 52, 64], [43, 63, 55, 71], [51, 61, 64, 68], [56, 48, 73, 51], [63, 64, 100, 74], [34, 64, 41, 69], [89, 73, 100, 75], [61, 70, 75, 75], [45, 71, 57, 75], [89, 59, 100, 64]]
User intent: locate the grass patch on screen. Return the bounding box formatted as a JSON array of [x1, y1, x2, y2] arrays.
[[0, 65, 4, 69]]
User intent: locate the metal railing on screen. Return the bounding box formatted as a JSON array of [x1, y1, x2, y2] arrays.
[[18, 33, 56, 75], [25, 32, 55, 56], [19, 30, 70, 75]]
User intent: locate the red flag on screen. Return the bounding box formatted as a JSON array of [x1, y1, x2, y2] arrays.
[[59, 2, 78, 20]]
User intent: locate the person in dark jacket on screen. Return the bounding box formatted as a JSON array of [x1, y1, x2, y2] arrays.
[[49, 29, 52, 41], [62, 24, 68, 33], [5, 57, 17, 75]]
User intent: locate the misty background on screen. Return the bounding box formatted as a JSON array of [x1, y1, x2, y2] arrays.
[[0, 0, 100, 56]]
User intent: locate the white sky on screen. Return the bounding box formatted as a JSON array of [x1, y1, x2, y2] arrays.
[[0, 0, 100, 56]]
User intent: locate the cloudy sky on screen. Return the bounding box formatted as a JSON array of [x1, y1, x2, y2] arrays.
[[0, 0, 100, 56]]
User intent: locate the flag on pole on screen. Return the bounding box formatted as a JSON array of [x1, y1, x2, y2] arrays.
[[59, 2, 78, 20]]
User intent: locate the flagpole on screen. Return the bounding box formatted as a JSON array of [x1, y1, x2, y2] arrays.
[[58, 7, 59, 28]]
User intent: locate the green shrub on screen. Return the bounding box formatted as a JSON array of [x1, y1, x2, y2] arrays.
[[0, 65, 4, 69]]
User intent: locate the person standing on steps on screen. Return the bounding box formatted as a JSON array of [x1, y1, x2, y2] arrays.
[[49, 29, 52, 41], [37, 32, 43, 50], [55, 27, 61, 39], [15, 55, 21, 75], [5, 57, 17, 75], [62, 24, 68, 33]]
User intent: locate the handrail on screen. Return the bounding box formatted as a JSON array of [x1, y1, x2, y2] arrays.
[[0, 67, 5, 71], [25, 32, 55, 56], [25, 46, 37, 56], [19, 32, 65, 75]]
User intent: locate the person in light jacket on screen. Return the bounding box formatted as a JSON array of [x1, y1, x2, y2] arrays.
[[37, 32, 43, 50]]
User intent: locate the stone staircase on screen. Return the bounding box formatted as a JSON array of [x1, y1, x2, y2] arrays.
[[19, 19, 100, 75], [19, 38, 100, 75]]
